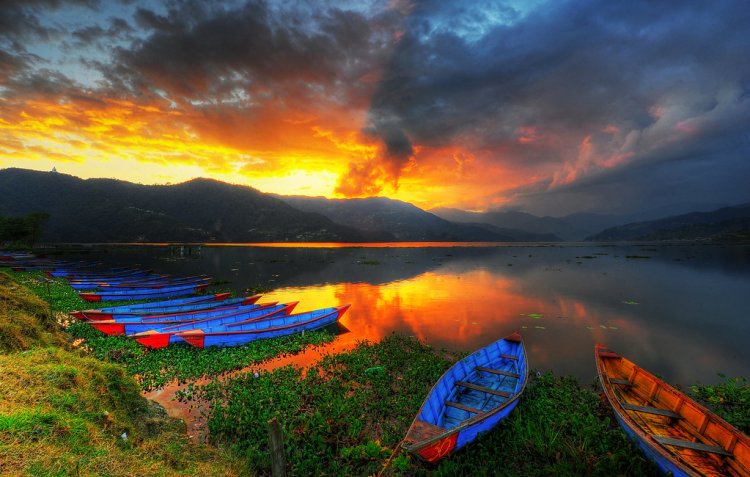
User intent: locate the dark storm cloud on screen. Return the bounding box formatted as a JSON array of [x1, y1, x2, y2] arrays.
[[103, 1, 397, 104], [72, 17, 134, 45], [0, 0, 100, 45], [363, 0, 750, 212]]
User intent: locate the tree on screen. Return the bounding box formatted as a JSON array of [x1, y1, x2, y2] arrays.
[[0, 212, 50, 247]]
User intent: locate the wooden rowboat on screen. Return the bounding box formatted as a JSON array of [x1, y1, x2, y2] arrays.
[[403, 332, 528, 463], [132, 302, 299, 348], [69, 292, 234, 321], [79, 283, 208, 302], [176, 304, 351, 348], [595, 344, 750, 476]]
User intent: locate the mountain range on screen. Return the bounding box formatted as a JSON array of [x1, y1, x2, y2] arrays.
[[586, 204, 750, 241], [1, 168, 748, 243]]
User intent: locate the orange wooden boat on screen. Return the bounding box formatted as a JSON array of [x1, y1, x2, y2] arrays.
[[595, 344, 750, 476]]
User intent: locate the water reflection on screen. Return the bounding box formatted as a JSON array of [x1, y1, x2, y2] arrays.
[[70, 243, 750, 386]]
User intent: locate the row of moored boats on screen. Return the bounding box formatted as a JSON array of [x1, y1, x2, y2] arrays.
[[2, 255, 350, 349]]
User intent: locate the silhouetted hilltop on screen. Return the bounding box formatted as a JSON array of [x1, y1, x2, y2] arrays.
[[278, 196, 561, 242], [586, 204, 750, 241], [0, 168, 378, 243]]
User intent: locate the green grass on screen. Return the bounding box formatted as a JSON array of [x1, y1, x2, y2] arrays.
[[691, 375, 750, 434], [0, 270, 245, 476]]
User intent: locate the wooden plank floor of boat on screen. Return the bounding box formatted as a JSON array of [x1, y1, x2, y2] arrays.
[[406, 420, 445, 444]]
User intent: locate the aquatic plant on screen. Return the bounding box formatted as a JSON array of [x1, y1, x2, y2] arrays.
[[66, 321, 334, 391], [691, 375, 750, 434]]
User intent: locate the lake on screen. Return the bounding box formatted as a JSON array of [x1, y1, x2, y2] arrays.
[[64, 242, 750, 387]]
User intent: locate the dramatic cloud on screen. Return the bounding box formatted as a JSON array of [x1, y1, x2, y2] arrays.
[[351, 0, 750, 213], [1, 0, 748, 215]]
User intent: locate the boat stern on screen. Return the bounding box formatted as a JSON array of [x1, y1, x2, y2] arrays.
[[133, 331, 172, 349], [176, 330, 205, 348]]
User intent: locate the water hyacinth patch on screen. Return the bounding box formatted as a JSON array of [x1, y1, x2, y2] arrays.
[[66, 321, 334, 391]]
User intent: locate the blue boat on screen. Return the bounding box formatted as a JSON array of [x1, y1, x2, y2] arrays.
[[91, 302, 292, 336], [70, 276, 209, 291], [70, 293, 236, 320], [79, 283, 208, 302], [132, 302, 299, 348], [50, 268, 147, 278], [402, 332, 528, 463], [72, 294, 258, 321], [176, 304, 351, 348], [89, 300, 273, 328]]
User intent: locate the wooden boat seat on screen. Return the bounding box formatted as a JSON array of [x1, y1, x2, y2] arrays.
[[456, 381, 511, 398], [609, 378, 632, 386], [599, 351, 621, 359], [653, 436, 731, 456], [475, 366, 520, 379], [499, 354, 518, 361], [445, 400, 484, 415], [621, 402, 682, 419]]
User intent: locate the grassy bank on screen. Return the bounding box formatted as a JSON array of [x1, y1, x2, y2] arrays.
[[0, 271, 245, 476]]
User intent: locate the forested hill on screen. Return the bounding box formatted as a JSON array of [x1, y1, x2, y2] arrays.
[[586, 203, 750, 241], [0, 168, 383, 243], [278, 195, 561, 242]]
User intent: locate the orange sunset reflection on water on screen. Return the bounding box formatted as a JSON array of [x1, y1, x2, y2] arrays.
[[255, 268, 640, 380], [82, 243, 750, 386]]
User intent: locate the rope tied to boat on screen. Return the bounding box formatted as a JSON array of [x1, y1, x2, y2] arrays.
[[376, 438, 406, 477]]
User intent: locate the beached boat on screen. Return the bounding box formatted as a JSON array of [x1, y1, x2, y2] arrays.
[[69, 293, 235, 320], [595, 344, 750, 477], [79, 283, 208, 302], [132, 302, 299, 348], [69, 275, 209, 290], [176, 304, 351, 348], [49, 268, 146, 278], [106, 302, 274, 324], [403, 332, 528, 463], [89, 302, 291, 336]]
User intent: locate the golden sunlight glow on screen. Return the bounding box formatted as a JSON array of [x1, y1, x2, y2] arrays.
[[0, 92, 543, 209]]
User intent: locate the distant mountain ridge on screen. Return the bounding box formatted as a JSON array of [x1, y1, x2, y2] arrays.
[[586, 203, 750, 241], [0, 168, 376, 243], [276, 196, 561, 242], [429, 208, 617, 240], [3, 167, 743, 244]]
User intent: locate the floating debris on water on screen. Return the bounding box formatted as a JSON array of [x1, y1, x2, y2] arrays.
[[622, 300, 639, 305]]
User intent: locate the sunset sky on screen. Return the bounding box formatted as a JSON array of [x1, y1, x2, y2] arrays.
[[1, 0, 748, 216]]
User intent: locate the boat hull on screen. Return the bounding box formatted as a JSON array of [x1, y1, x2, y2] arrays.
[[403, 332, 529, 463], [177, 305, 350, 348], [79, 283, 208, 302]]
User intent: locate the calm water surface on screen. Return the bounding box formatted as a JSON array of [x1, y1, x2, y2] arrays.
[[67, 243, 750, 386]]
